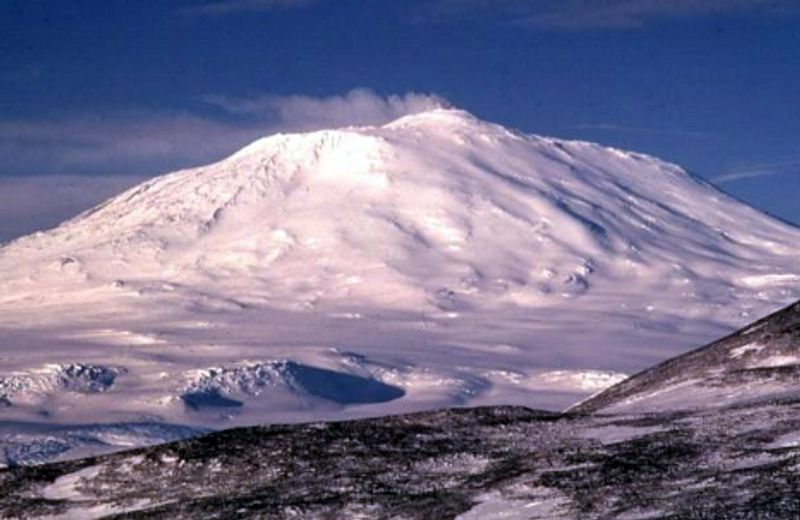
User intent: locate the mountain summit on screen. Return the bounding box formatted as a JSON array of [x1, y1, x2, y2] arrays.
[[0, 108, 798, 435], [3, 109, 797, 315]]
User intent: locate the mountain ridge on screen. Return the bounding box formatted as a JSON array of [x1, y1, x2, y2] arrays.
[[570, 299, 800, 414], [3, 108, 798, 314]]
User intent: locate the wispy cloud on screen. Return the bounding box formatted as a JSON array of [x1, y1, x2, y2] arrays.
[[0, 175, 146, 243], [0, 89, 446, 178], [576, 123, 713, 139], [180, 0, 317, 16], [712, 159, 800, 184], [713, 170, 784, 184], [434, 0, 798, 30], [0, 112, 266, 177], [202, 88, 448, 130]]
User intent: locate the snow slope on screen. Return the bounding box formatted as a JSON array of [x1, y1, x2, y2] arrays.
[[0, 108, 799, 440], [570, 300, 800, 414]]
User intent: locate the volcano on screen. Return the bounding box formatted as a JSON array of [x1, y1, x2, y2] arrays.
[[0, 109, 798, 454]]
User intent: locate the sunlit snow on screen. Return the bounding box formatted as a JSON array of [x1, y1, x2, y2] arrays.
[[1, 108, 799, 448]]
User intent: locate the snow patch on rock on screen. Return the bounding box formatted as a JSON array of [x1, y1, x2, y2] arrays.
[[0, 364, 125, 406], [730, 342, 765, 359], [180, 360, 405, 410]]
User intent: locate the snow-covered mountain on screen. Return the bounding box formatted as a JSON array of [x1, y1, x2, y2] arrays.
[[1, 108, 799, 438]]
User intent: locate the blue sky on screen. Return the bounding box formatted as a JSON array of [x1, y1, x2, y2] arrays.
[[1, 0, 799, 239]]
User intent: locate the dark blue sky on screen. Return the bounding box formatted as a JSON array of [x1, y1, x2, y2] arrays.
[[1, 0, 799, 236]]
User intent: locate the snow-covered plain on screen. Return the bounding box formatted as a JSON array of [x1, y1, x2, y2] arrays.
[[1, 108, 799, 455]]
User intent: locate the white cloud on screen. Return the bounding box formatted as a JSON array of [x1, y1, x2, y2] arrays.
[[1, 89, 446, 177], [713, 170, 783, 184], [180, 0, 317, 15], [712, 159, 800, 184], [436, 0, 798, 30], [202, 88, 449, 130]]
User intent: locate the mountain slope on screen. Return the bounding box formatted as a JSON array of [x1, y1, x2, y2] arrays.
[[2, 109, 797, 315], [570, 300, 800, 414], [0, 108, 799, 435]]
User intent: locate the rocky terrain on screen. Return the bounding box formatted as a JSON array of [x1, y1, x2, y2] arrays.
[[2, 301, 799, 519]]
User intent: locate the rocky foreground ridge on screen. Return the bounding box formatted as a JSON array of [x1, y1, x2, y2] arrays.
[[2, 301, 800, 519]]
